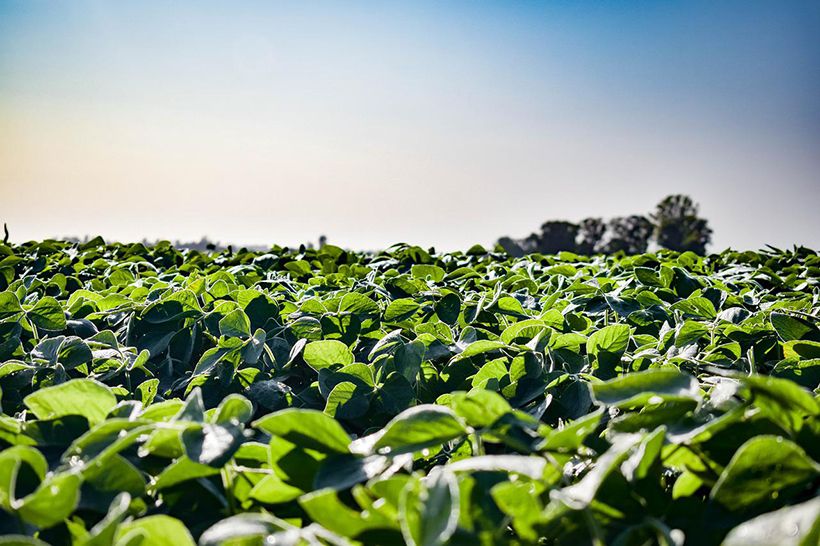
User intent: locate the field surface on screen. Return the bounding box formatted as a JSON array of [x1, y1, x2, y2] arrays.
[[0, 240, 818, 545]]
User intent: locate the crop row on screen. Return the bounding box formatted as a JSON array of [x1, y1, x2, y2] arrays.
[[0, 240, 817, 545]]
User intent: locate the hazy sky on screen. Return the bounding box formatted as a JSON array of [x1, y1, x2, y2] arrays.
[[1, 0, 819, 250]]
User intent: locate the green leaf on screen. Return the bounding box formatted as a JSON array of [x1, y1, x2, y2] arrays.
[[141, 289, 201, 324], [539, 409, 604, 452], [399, 468, 459, 546], [153, 457, 220, 491], [16, 472, 82, 528], [385, 298, 421, 323], [181, 422, 245, 467], [284, 259, 312, 277], [771, 312, 819, 342], [248, 474, 303, 504], [0, 291, 23, 321], [491, 481, 544, 543], [23, 379, 116, 425], [371, 405, 467, 455], [784, 340, 820, 360], [62, 419, 150, 465], [314, 453, 399, 491], [453, 340, 507, 361], [213, 394, 254, 425], [378, 372, 416, 415], [447, 455, 546, 479], [115, 515, 195, 546], [219, 308, 251, 338], [241, 328, 266, 364], [339, 292, 380, 315], [299, 488, 383, 536], [671, 470, 703, 499], [0, 536, 50, 545], [587, 324, 631, 356], [501, 319, 551, 345], [446, 389, 512, 428], [586, 324, 631, 377], [192, 345, 236, 377], [722, 497, 820, 546], [85, 454, 145, 496], [771, 358, 820, 389], [591, 368, 700, 408], [324, 381, 370, 419], [620, 426, 665, 481], [27, 296, 66, 331], [494, 296, 527, 317], [671, 296, 717, 319], [550, 433, 642, 509], [82, 493, 132, 546], [676, 320, 708, 347], [411, 264, 446, 282], [711, 436, 819, 512], [435, 294, 460, 325], [471, 358, 508, 390], [303, 340, 354, 370], [0, 446, 47, 509], [634, 267, 662, 286], [253, 408, 351, 454], [394, 340, 425, 384], [174, 387, 206, 423], [739, 374, 819, 433], [199, 514, 291, 546]]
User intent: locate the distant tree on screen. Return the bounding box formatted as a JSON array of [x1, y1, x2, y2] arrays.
[[601, 215, 653, 254], [496, 194, 715, 256], [576, 217, 606, 255], [497, 236, 525, 257], [521, 232, 542, 254], [650, 195, 712, 254], [535, 221, 579, 254], [497, 222, 580, 256]]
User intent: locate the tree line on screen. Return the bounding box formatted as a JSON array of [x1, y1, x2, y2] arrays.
[[498, 194, 712, 256]]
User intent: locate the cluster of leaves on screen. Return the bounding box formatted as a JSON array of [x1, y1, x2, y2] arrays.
[[500, 194, 712, 256], [0, 238, 818, 546]]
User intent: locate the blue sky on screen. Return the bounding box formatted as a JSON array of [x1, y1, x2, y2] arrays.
[[1, 0, 819, 249]]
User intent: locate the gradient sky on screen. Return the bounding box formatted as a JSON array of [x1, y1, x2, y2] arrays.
[[1, 0, 819, 250]]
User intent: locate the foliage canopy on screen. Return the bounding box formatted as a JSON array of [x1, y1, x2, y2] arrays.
[[0, 238, 817, 545]]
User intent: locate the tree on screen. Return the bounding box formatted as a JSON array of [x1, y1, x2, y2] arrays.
[[535, 221, 579, 254], [601, 215, 653, 254], [650, 195, 712, 254], [496, 221, 580, 256], [497, 236, 525, 257], [521, 232, 542, 254], [496, 194, 714, 256], [576, 217, 606, 255]]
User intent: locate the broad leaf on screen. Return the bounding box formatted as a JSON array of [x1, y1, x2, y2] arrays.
[[24, 379, 116, 425], [253, 408, 351, 454]]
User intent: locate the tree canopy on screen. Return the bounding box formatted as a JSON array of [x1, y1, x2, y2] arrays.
[[498, 194, 712, 255]]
